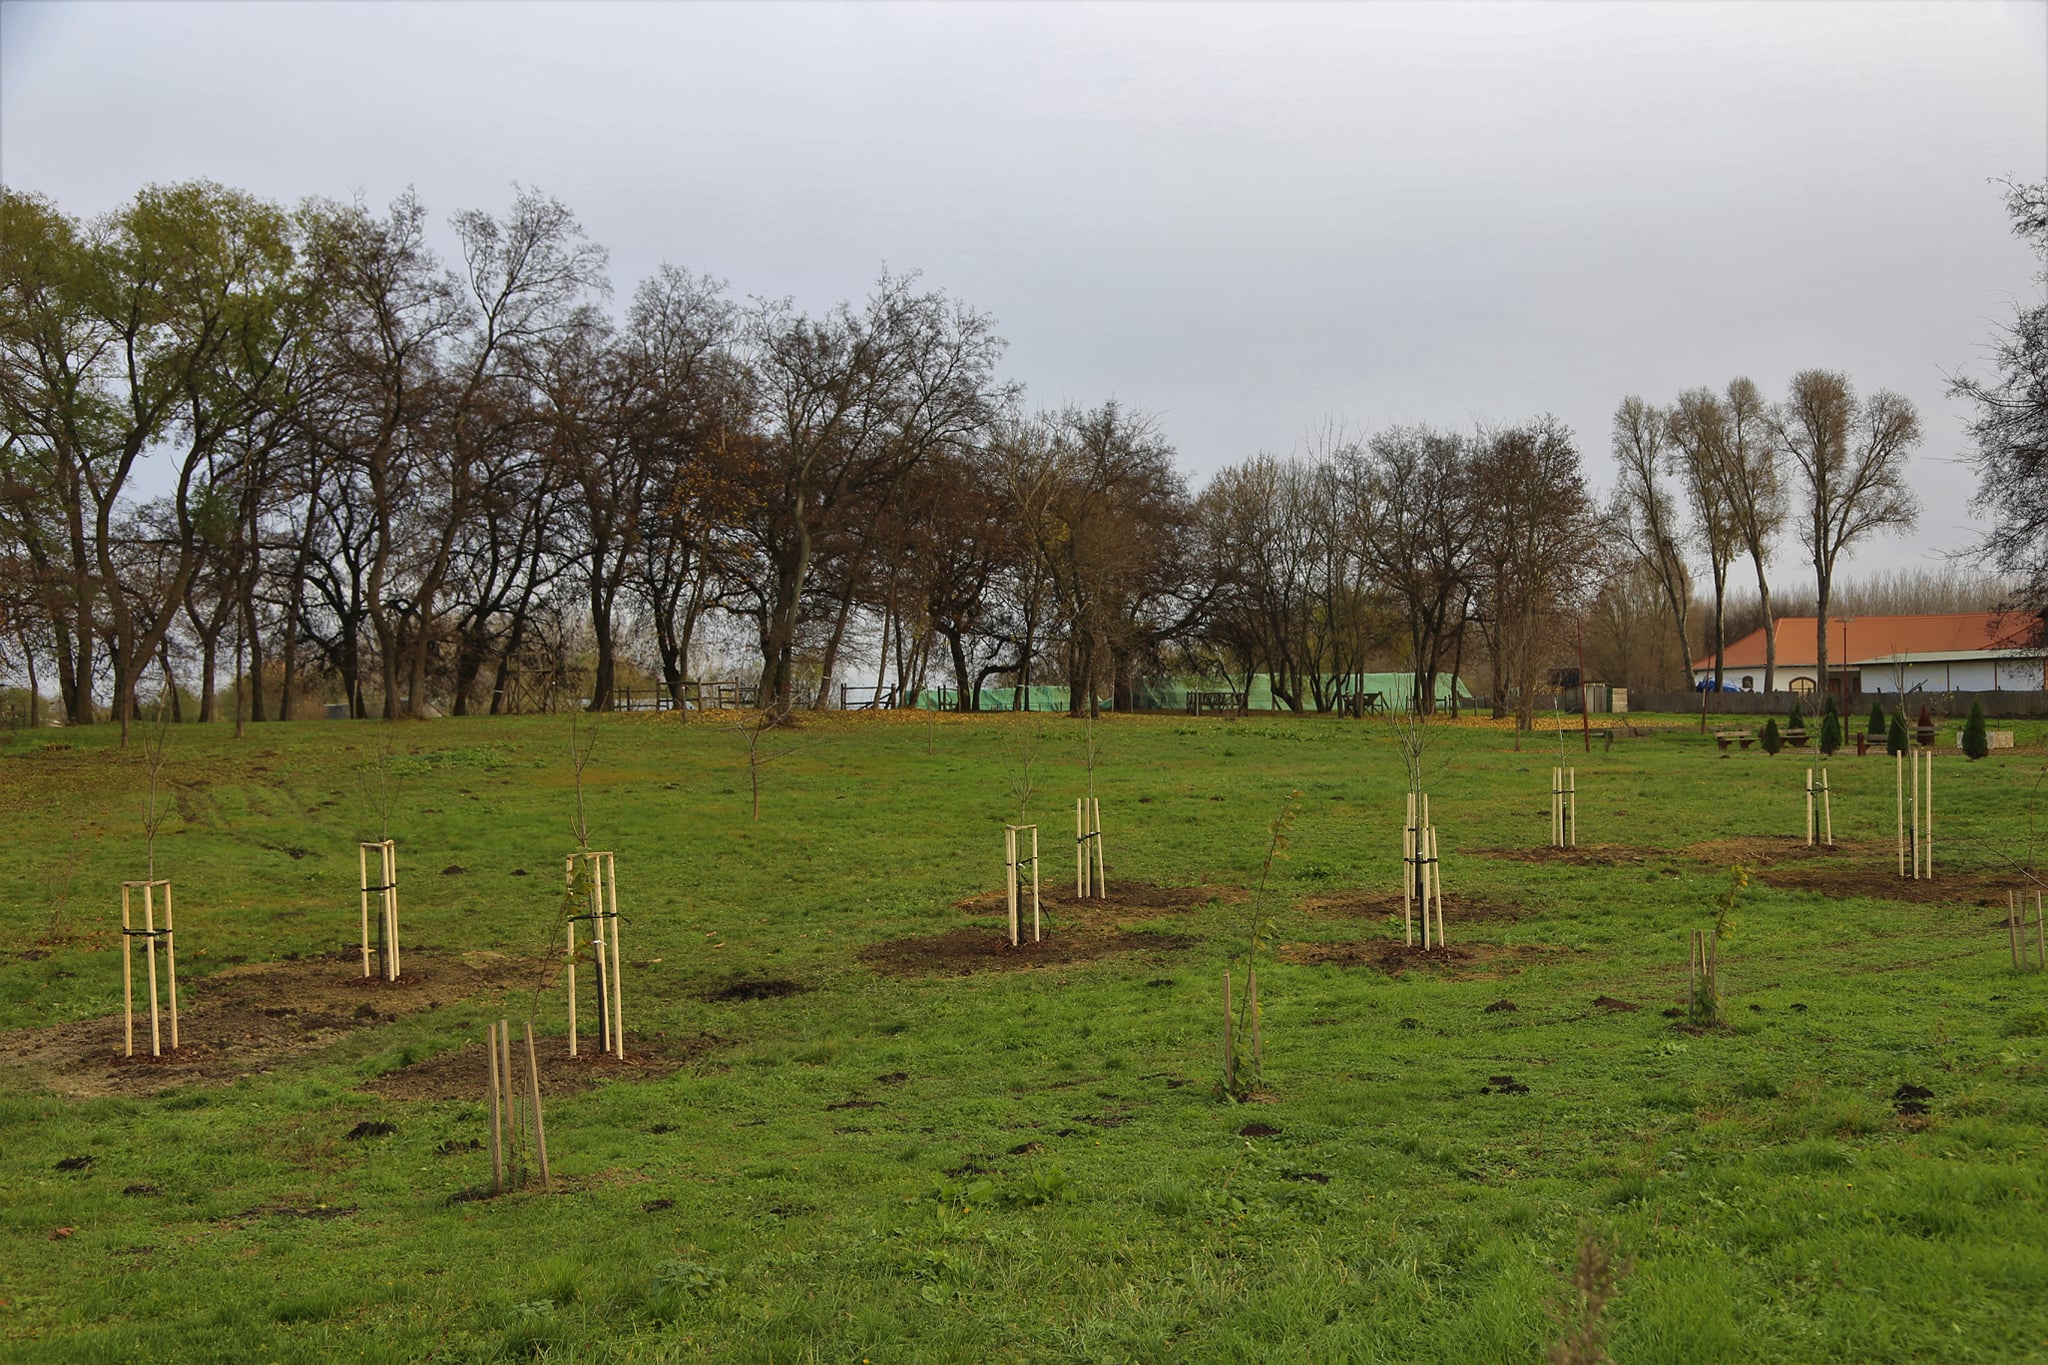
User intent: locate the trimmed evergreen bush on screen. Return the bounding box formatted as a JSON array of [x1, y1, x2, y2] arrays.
[[1760, 717, 1783, 755], [1819, 695, 1842, 756], [1886, 712, 1909, 755], [1868, 700, 1887, 735], [1962, 700, 1990, 760]]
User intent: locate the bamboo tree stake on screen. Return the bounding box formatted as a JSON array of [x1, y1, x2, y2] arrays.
[[1402, 792, 1416, 947], [143, 883, 161, 1056], [605, 853, 624, 1057], [1922, 752, 1933, 881], [358, 843, 372, 978], [1093, 797, 1106, 897], [1005, 825, 1019, 947], [565, 912, 579, 1059], [1249, 967, 1263, 1082], [121, 887, 134, 1057], [1221, 969, 1235, 1093], [500, 1020, 520, 1175], [486, 1025, 504, 1194], [1896, 753, 1906, 878], [1030, 826, 1042, 942], [163, 884, 178, 1049], [524, 1022, 551, 1191]]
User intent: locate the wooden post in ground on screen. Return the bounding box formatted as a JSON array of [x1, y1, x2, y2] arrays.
[[162, 883, 178, 1050], [1806, 767, 1816, 847], [1688, 929, 1698, 1010], [500, 1020, 519, 1173], [358, 843, 372, 978], [1567, 768, 1576, 849], [1428, 826, 1446, 946], [487, 1025, 504, 1194], [1402, 792, 1416, 947], [121, 884, 134, 1057], [1076, 798, 1086, 899], [1896, 753, 1906, 878], [1092, 798, 1106, 897], [1005, 826, 1020, 947], [1820, 767, 1834, 847], [1221, 969, 1235, 1092], [1922, 753, 1933, 881], [565, 912, 579, 1058], [604, 852, 623, 1057], [1249, 967, 1262, 1082], [1030, 826, 1042, 943], [2037, 890, 2045, 970], [524, 1022, 551, 1191]]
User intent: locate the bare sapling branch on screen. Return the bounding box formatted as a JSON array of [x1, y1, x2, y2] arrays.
[[723, 701, 822, 822], [140, 695, 173, 881], [568, 710, 599, 849]]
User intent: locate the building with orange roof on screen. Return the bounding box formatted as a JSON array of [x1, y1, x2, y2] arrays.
[[1690, 612, 2048, 697]]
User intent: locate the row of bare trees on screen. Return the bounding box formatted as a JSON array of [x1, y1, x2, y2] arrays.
[[1608, 371, 1923, 692], [4, 178, 1957, 734]]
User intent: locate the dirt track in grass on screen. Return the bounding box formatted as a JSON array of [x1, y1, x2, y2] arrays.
[[0, 948, 535, 1099]]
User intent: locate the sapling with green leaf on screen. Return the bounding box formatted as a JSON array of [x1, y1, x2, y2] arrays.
[[1223, 790, 1299, 1100], [1688, 864, 1749, 1027]]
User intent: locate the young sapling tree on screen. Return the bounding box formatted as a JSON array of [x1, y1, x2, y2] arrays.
[[1223, 790, 1299, 1100]]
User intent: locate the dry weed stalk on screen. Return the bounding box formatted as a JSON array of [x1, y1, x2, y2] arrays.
[[1546, 1232, 1633, 1365]]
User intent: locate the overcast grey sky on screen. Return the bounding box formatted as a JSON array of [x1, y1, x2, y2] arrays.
[[3, 0, 2043, 579]]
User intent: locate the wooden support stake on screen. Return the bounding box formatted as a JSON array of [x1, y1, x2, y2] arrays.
[[565, 912, 579, 1059], [1896, 753, 1906, 878], [1402, 792, 1415, 947], [1005, 826, 1019, 947], [385, 842, 400, 980], [1806, 767, 1815, 847], [1821, 767, 1834, 847], [1030, 826, 1041, 944], [1428, 825, 1446, 946], [1222, 969, 1235, 1092], [163, 882, 178, 1050], [1688, 929, 1698, 1008], [359, 843, 372, 978], [487, 1025, 504, 1194], [2036, 890, 2045, 971], [1922, 752, 1933, 881], [1249, 966, 1262, 1080], [1093, 798, 1106, 897], [121, 885, 134, 1058], [605, 853, 624, 1057], [525, 1022, 551, 1191], [500, 1020, 519, 1172], [2010, 892, 2022, 969], [1076, 797, 1086, 899], [1567, 768, 1576, 849], [143, 881, 162, 1058]]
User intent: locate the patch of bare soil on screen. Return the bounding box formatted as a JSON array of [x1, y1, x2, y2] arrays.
[[1296, 890, 1533, 923], [1683, 836, 1872, 864], [955, 880, 1244, 922], [857, 926, 1197, 977], [701, 976, 811, 1002], [359, 1029, 723, 1101], [0, 948, 535, 1099], [1753, 865, 2007, 906], [1475, 845, 1659, 868], [1277, 938, 1565, 978]]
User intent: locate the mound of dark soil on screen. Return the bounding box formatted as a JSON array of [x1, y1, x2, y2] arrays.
[[1278, 938, 1563, 978], [359, 1029, 723, 1101], [702, 976, 810, 1002], [0, 949, 536, 1099], [858, 926, 1196, 977], [1592, 996, 1639, 1012], [1297, 890, 1533, 923]]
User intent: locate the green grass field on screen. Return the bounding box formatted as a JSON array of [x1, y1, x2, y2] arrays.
[[2, 709, 2046, 1363]]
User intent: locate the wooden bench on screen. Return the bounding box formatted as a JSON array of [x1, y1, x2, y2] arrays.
[[1188, 690, 1246, 717], [1713, 729, 1753, 751]]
